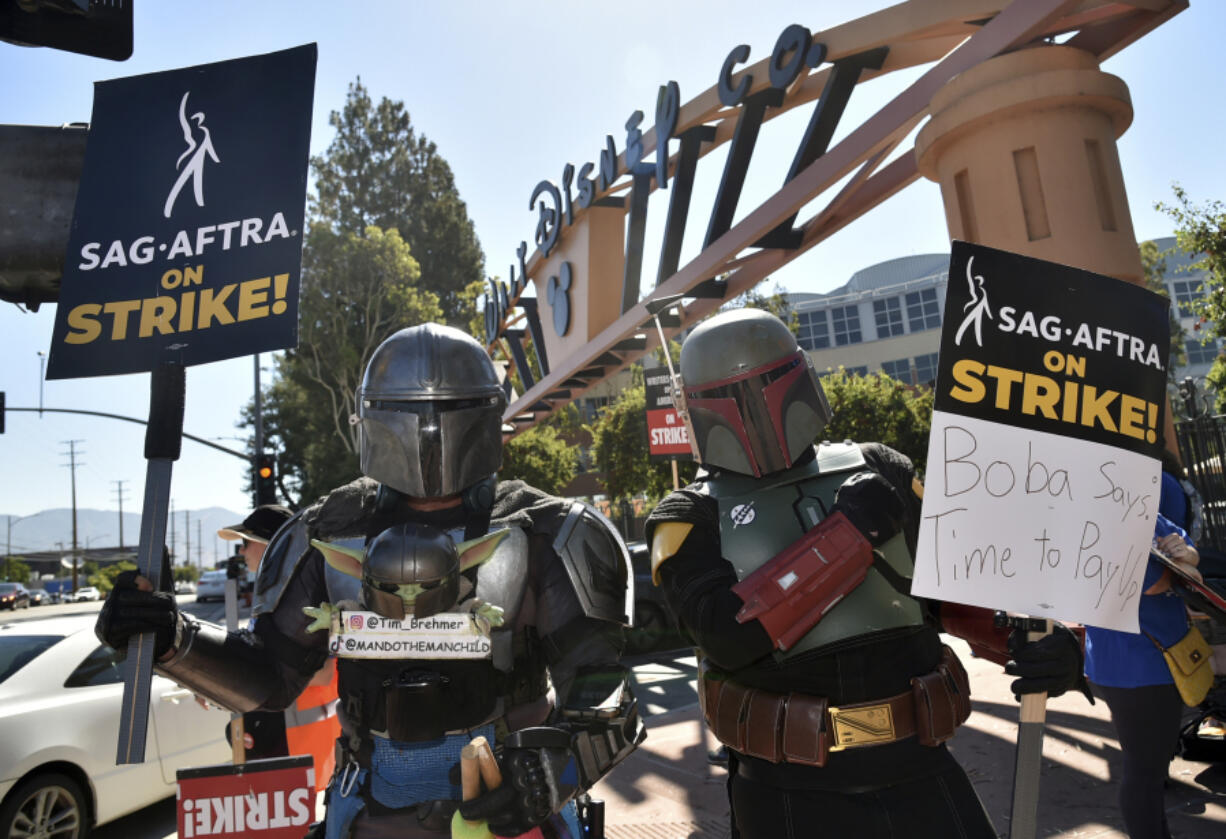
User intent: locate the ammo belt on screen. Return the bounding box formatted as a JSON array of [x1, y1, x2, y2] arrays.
[[700, 644, 971, 767]]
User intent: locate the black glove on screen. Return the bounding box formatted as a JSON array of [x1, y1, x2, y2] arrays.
[[95, 568, 180, 659], [831, 470, 904, 547], [1004, 622, 1094, 704], [456, 728, 578, 837]]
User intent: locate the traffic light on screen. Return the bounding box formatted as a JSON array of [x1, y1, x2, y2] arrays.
[[255, 453, 276, 506], [0, 1, 133, 61]]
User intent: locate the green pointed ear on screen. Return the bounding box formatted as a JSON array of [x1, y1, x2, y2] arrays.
[[310, 539, 366, 579], [456, 529, 509, 572]]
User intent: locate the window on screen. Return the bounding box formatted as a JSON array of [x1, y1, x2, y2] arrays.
[[0, 635, 62, 685], [906, 288, 941, 332], [65, 644, 126, 688], [831, 305, 862, 346], [1172, 280, 1204, 318], [844, 365, 868, 377], [881, 359, 912, 383], [796, 310, 830, 350], [914, 352, 940, 386], [873, 298, 904, 338], [1186, 338, 1220, 366]]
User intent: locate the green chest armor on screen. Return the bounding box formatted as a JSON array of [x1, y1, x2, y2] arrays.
[[705, 443, 923, 660]]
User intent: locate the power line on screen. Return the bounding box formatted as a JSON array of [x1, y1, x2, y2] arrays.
[[111, 479, 129, 550], [60, 439, 84, 589]]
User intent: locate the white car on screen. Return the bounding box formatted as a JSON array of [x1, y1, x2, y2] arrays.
[[194, 570, 229, 603], [71, 587, 100, 603], [0, 615, 233, 837]]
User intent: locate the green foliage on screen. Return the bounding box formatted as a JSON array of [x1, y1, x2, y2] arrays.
[[723, 280, 799, 332], [90, 561, 136, 594], [1139, 239, 1187, 384], [821, 370, 934, 475], [311, 79, 485, 323], [173, 564, 201, 584], [0, 556, 30, 583], [588, 380, 698, 503], [1156, 185, 1226, 410], [500, 424, 578, 495], [254, 224, 443, 505]]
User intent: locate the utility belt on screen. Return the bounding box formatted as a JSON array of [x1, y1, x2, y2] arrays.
[[700, 644, 971, 767]]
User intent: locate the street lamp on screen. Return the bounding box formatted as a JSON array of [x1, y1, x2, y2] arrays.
[[36, 351, 45, 417]]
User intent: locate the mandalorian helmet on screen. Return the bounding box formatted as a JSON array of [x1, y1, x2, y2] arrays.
[[362, 523, 461, 620], [680, 308, 832, 477], [357, 324, 506, 498]]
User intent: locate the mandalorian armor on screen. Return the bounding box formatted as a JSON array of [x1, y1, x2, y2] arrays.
[[158, 480, 644, 837]]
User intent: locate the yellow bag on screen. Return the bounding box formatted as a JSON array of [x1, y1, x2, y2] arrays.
[[1148, 626, 1214, 707]]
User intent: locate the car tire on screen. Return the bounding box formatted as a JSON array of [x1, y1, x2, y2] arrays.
[[0, 771, 89, 839]]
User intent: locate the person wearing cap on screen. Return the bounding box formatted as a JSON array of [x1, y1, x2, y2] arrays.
[[96, 323, 643, 838], [215, 505, 341, 790]]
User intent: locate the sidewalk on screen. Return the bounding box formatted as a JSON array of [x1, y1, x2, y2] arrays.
[[593, 637, 1226, 838]]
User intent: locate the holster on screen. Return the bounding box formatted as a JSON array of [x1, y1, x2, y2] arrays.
[[700, 645, 971, 766]]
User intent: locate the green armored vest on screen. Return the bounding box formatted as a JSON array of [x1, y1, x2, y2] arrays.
[[703, 442, 923, 661]]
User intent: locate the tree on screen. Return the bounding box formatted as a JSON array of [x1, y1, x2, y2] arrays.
[[1155, 186, 1226, 410], [1, 556, 29, 583], [722, 280, 799, 331], [821, 369, 934, 475], [311, 79, 485, 323], [92, 561, 136, 595], [1139, 239, 1187, 390], [589, 373, 699, 505], [500, 424, 578, 495], [256, 225, 443, 506]]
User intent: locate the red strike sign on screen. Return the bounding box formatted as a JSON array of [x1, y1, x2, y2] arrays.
[[647, 408, 691, 455], [177, 756, 314, 839]]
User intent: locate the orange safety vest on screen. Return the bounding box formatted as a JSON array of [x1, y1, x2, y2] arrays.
[[284, 661, 340, 792]]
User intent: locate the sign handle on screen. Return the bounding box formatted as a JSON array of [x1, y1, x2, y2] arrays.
[[1005, 614, 1052, 839], [224, 576, 246, 765], [116, 363, 185, 764]]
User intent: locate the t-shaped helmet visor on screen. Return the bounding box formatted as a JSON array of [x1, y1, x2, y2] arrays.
[[685, 349, 831, 477]]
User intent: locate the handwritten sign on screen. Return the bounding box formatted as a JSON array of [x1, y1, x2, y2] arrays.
[[47, 45, 317, 379], [644, 364, 693, 460], [911, 242, 1170, 632]]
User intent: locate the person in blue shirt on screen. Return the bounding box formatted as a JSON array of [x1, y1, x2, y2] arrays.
[[1084, 464, 1202, 839]]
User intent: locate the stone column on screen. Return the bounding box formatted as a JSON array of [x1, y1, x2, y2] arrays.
[[916, 44, 1177, 449], [915, 45, 1142, 283]]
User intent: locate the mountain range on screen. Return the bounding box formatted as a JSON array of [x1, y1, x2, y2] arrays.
[[3, 506, 245, 563]]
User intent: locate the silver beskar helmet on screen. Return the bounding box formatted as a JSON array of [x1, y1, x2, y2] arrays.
[[357, 323, 505, 497], [680, 308, 831, 477]]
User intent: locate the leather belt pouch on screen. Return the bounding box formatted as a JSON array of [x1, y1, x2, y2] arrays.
[[910, 645, 971, 746], [781, 692, 829, 766], [744, 690, 786, 762]]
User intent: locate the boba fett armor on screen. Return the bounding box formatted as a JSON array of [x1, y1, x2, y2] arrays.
[[646, 308, 993, 838]]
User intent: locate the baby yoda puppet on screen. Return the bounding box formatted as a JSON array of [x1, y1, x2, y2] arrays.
[[305, 523, 507, 633]]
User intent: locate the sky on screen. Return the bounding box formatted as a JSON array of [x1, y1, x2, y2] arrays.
[[1, 0, 1224, 527]]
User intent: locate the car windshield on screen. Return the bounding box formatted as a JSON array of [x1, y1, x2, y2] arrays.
[[0, 635, 64, 684], [201, 572, 226, 582], [0, 583, 19, 593]]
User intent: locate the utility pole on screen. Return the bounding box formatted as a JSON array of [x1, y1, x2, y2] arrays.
[[196, 519, 202, 568], [60, 439, 84, 589], [169, 499, 176, 564], [184, 509, 191, 572], [111, 479, 129, 550], [252, 353, 265, 509]]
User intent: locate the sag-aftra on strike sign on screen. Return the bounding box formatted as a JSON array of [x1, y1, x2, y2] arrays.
[[911, 241, 1171, 633], [47, 44, 316, 379]]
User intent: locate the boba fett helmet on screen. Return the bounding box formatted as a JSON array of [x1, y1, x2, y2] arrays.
[[357, 324, 505, 498], [680, 308, 831, 477]]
